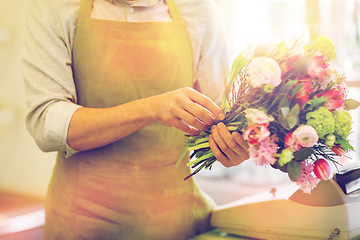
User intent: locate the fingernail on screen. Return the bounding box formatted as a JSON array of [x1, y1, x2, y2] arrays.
[[218, 112, 225, 121]]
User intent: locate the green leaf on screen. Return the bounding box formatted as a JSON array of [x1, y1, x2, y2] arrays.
[[287, 160, 302, 182], [287, 115, 298, 129], [293, 148, 314, 161], [335, 139, 354, 151], [344, 98, 360, 110], [281, 107, 290, 118]]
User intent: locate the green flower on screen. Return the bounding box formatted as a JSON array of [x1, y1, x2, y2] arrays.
[[333, 110, 352, 140], [306, 107, 334, 139], [278, 148, 294, 167], [313, 36, 336, 61]]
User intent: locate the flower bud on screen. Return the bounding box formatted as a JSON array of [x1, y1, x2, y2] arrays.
[[313, 159, 331, 180], [325, 134, 336, 147]]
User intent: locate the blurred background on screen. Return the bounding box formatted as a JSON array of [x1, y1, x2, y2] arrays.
[[0, 0, 360, 239]]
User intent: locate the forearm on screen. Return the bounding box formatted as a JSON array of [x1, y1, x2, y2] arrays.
[[67, 97, 156, 151]]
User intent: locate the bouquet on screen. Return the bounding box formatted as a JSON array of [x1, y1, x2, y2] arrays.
[[181, 36, 360, 193]]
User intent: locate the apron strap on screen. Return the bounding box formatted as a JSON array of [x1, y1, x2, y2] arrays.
[[78, 0, 184, 22], [166, 0, 183, 21], [78, 0, 93, 19]]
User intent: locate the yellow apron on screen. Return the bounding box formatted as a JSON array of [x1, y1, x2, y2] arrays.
[[44, 0, 215, 239]]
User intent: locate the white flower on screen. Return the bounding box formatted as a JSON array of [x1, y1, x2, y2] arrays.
[[245, 108, 274, 126], [247, 57, 282, 88]]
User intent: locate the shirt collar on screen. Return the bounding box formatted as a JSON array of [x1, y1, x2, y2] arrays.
[[106, 0, 161, 7]]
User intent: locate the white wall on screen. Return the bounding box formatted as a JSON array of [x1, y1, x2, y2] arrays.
[[0, 0, 56, 198]]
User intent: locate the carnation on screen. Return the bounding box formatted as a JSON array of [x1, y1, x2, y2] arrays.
[[306, 107, 335, 139], [247, 57, 282, 88], [296, 161, 321, 194], [248, 136, 278, 166], [333, 110, 352, 139]]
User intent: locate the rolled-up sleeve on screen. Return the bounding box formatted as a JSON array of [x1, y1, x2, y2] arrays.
[[22, 0, 80, 153]]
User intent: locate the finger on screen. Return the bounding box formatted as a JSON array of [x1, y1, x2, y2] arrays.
[[185, 88, 225, 121], [209, 134, 232, 167], [212, 123, 240, 159], [211, 125, 239, 166], [176, 108, 208, 132], [183, 101, 216, 126], [172, 118, 200, 135], [232, 131, 249, 151]]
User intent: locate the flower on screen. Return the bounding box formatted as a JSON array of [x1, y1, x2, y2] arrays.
[[320, 84, 346, 110], [292, 125, 319, 148], [325, 134, 336, 147], [331, 144, 345, 156], [182, 36, 358, 194], [313, 159, 331, 180], [278, 148, 294, 166], [283, 47, 305, 74], [296, 161, 321, 194], [247, 57, 282, 88], [333, 110, 352, 140], [284, 132, 302, 152], [313, 35, 336, 61], [244, 108, 273, 126], [243, 124, 270, 145], [254, 43, 276, 57], [293, 80, 313, 106], [307, 55, 328, 78], [248, 135, 278, 166], [306, 107, 335, 139]]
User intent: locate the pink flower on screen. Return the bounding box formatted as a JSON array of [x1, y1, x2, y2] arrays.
[[283, 47, 305, 74], [313, 159, 331, 180], [243, 124, 270, 145], [320, 84, 347, 110], [296, 161, 321, 194], [293, 125, 319, 148], [307, 55, 328, 78], [244, 108, 273, 126], [284, 132, 302, 152], [248, 135, 278, 166], [247, 57, 282, 88]]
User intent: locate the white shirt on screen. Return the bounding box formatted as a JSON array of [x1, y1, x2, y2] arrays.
[[22, 0, 230, 154]]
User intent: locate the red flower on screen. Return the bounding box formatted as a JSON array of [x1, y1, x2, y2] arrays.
[[293, 80, 313, 105], [243, 124, 270, 145], [307, 55, 328, 78], [320, 84, 346, 110], [331, 145, 345, 156], [313, 159, 331, 180], [284, 131, 302, 152], [282, 47, 305, 75]]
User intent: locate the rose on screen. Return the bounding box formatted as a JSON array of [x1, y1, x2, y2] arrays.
[[292, 125, 319, 148], [284, 132, 302, 152], [247, 57, 282, 88], [243, 124, 270, 145], [307, 55, 328, 78], [313, 159, 331, 180], [244, 108, 274, 126]]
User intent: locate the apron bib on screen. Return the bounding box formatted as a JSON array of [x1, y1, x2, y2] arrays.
[[44, 0, 215, 239]]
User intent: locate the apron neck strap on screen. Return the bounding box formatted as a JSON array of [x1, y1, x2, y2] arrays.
[[78, 0, 184, 21]]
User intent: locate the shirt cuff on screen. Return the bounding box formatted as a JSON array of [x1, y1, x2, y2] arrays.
[[44, 101, 81, 156]]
